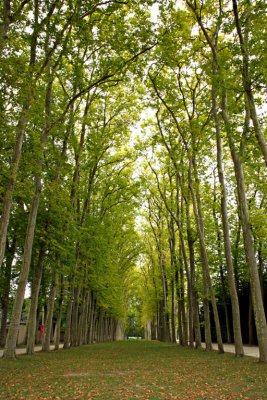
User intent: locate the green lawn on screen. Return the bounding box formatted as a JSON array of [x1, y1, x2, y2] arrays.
[[0, 341, 266, 399]]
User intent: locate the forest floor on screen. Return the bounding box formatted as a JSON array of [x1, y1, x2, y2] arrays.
[[0, 341, 266, 400]]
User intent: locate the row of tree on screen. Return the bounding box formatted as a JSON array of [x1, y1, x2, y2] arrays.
[[0, 0, 154, 359], [136, 0, 267, 362], [0, 0, 266, 363]]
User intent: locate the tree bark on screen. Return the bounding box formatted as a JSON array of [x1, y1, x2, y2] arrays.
[[248, 290, 256, 346], [0, 0, 41, 271], [0, 238, 16, 348], [26, 244, 46, 355], [232, 0, 267, 167], [220, 266, 232, 344], [3, 175, 42, 359], [78, 290, 89, 345], [169, 218, 177, 343], [63, 280, 74, 349], [189, 156, 224, 353], [188, 0, 243, 356], [3, 65, 53, 359], [179, 245, 188, 346], [42, 270, 57, 352], [85, 292, 92, 344], [88, 296, 97, 344], [0, 104, 30, 271], [54, 299, 63, 351], [171, 272, 176, 343], [211, 54, 244, 357], [54, 273, 64, 350], [221, 92, 267, 363], [148, 201, 171, 343], [71, 287, 81, 347], [188, 160, 212, 351], [186, 188, 201, 349]]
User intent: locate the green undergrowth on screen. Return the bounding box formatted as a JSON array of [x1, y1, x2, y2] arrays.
[[0, 341, 266, 399]]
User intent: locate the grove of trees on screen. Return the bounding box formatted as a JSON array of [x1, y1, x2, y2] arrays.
[[0, 0, 266, 363]]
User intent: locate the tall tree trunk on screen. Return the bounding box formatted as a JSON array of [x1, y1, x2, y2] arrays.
[[100, 313, 105, 342], [0, 237, 16, 348], [78, 290, 88, 345], [0, 0, 40, 271], [0, 104, 30, 270], [63, 279, 74, 349], [248, 290, 256, 346], [169, 218, 177, 343], [54, 273, 64, 350], [3, 176, 42, 359], [233, 210, 242, 293], [160, 256, 171, 343], [148, 202, 171, 343], [179, 253, 188, 346], [186, 188, 201, 349], [71, 287, 81, 347], [42, 270, 57, 352], [186, 193, 200, 348], [188, 241, 202, 348], [258, 242, 264, 298], [171, 273, 176, 343], [176, 265, 183, 346], [219, 265, 232, 344], [189, 156, 224, 353], [188, 160, 212, 351], [85, 292, 92, 344], [232, 0, 267, 167], [221, 92, 267, 363], [26, 244, 46, 354], [213, 174, 235, 346], [95, 314, 100, 342], [158, 299, 165, 342], [54, 300, 63, 351], [178, 183, 192, 346], [88, 296, 97, 344], [188, 0, 242, 356], [211, 57, 244, 357], [3, 55, 52, 358]]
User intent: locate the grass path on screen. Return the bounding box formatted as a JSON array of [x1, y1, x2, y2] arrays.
[[0, 340, 266, 399]]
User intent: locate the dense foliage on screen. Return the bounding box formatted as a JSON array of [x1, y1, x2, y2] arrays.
[[0, 0, 266, 362]]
